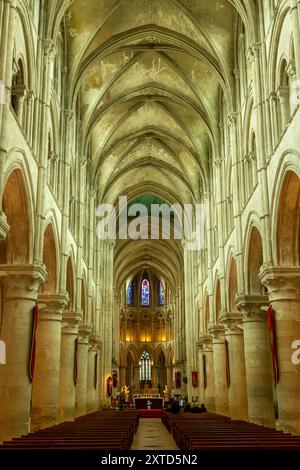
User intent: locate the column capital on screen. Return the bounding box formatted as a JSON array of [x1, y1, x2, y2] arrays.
[[89, 333, 101, 350], [0, 263, 47, 300], [208, 324, 225, 343], [227, 112, 238, 127], [78, 323, 93, 344], [197, 334, 213, 352], [0, 212, 10, 239], [37, 292, 69, 322], [62, 310, 83, 334], [88, 190, 96, 199], [235, 294, 268, 323], [259, 266, 300, 301], [219, 312, 243, 335]]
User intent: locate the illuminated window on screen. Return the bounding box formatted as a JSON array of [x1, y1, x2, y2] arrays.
[[141, 278, 150, 306], [140, 351, 151, 381], [127, 282, 133, 305], [159, 281, 164, 305]]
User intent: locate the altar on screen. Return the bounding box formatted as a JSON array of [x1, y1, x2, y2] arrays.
[[133, 394, 164, 409]]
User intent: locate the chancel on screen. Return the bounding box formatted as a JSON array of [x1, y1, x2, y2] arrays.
[[0, 0, 300, 454]]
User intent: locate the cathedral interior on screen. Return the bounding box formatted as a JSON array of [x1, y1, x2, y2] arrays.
[[0, 0, 300, 453]]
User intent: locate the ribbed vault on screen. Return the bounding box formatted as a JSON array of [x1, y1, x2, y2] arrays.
[[63, 0, 254, 299]]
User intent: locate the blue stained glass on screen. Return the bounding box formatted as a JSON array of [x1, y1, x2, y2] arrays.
[[159, 281, 164, 305], [127, 282, 133, 305], [141, 279, 150, 306]]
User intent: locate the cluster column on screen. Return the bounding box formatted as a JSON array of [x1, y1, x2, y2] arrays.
[[220, 313, 248, 420], [31, 293, 69, 430], [75, 324, 92, 417], [57, 311, 82, 422], [87, 334, 100, 413], [236, 294, 275, 427], [198, 335, 215, 411], [209, 325, 229, 415]]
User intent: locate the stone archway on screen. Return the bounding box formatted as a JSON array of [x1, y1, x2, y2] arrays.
[[260, 170, 300, 433], [238, 225, 275, 427], [0, 169, 45, 441], [0, 169, 30, 264], [248, 226, 264, 294], [276, 171, 300, 266]]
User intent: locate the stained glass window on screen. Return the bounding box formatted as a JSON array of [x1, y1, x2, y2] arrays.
[[140, 351, 151, 381], [127, 282, 133, 305], [141, 278, 150, 306], [159, 281, 164, 305]]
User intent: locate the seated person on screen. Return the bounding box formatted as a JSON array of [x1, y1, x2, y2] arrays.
[[184, 402, 191, 412], [171, 399, 180, 414], [200, 403, 207, 413]]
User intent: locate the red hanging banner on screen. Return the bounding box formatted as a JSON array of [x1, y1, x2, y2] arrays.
[[29, 304, 38, 382], [225, 339, 230, 388], [267, 305, 279, 385], [192, 371, 198, 388], [73, 338, 78, 386]]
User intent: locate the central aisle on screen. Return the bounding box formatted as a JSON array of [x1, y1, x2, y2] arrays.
[[131, 418, 178, 450]]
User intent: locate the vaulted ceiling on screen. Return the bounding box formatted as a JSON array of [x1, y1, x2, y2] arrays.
[[63, 0, 255, 292]]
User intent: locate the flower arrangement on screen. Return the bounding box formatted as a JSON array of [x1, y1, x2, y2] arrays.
[[146, 400, 152, 409]]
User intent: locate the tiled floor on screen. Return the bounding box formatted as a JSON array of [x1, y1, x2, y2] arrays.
[[131, 418, 179, 450]]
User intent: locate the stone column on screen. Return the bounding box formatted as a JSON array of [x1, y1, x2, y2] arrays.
[[209, 325, 229, 415], [15, 87, 26, 124], [220, 313, 248, 420], [57, 310, 82, 422], [134, 366, 140, 392], [277, 86, 290, 130], [119, 365, 126, 389], [260, 267, 300, 434], [270, 92, 279, 144], [166, 365, 173, 390], [86, 339, 97, 413], [0, 264, 46, 442], [198, 335, 215, 411], [236, 295, 275, 427], [31, 293, 69, 430], [75, 324, 92, 417]]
